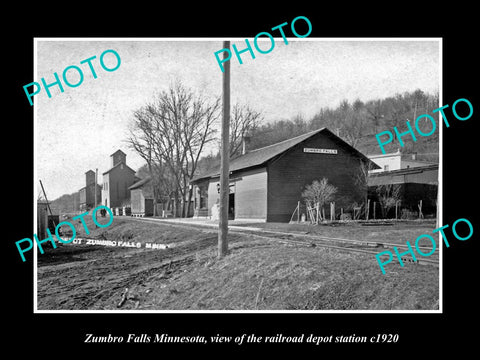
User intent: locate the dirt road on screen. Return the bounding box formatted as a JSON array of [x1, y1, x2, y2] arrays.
[[36, 217, 439, 311]]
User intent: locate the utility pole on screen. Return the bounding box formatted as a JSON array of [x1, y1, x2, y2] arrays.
[[39, 180, 54, 217], [39, 179, 57, 237], [218, 40, 230, 258], [95, 168, 98, 209]]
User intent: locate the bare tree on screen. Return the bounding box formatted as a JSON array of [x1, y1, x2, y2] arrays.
[[128, 81, 221, 217], [128, 105, 181, 215], [229, 103, 262, 157], [337, 99, 367, 148], [302, 178, 338, 221], [354, 159, 376, 218], [386, 94, 410, 142], [366, 99, 384, 134], [128, 107, 163, 215], [376, 184, 402, 219], [133, 163, 176, 214]]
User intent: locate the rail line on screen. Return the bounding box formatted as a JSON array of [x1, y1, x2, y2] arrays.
[[227, 229, 439, 267], [232, 227, 438, 253], [129, 217, 440, 267]]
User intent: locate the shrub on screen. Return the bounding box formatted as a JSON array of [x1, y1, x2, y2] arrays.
[[400, 209, 418, 220]]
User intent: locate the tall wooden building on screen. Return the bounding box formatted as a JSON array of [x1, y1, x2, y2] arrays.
[[191, 128, 378, 222], [102, 150, 137, 208], [78, 170, 102, 211]]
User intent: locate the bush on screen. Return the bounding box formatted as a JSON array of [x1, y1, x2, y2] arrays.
[[302, 178, 338, 221], [400, 209, 418, 220], [340, 213, 352, 221]]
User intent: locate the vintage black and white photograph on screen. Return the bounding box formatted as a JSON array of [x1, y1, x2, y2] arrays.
[[34, 38, 441, 312]]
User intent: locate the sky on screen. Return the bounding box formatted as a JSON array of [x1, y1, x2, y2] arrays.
[[35, 38, 440, 200]]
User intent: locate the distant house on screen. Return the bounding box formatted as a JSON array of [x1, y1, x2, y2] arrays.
[[78, 170, 102, 211], [191, 128, 378, 222], [102, 150, 137, 208], [368, 150, 436, 173], [129, 176, 154, 217]]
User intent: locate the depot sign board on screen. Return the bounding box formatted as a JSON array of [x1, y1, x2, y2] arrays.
[[303, 148, 338, 154]]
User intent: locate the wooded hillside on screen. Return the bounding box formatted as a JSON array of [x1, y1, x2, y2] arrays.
[[49, 192, 80, 214], [196, 89, 440, 176]]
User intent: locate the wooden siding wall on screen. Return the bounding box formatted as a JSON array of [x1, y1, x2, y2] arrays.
[[37, 203, 49, 240], [206, 168, 268, 220], [234, 168, 267, 220], [207, 179, 220, 217], [144, 198, 154, 216], [267, 133, 365, 222], [85, 184, 101, 207], [79, 188, 87, 204], [130, 189, 154, 216], [368, 168, 438, 186], [193, 182, 209, 217], [80, 185, 101, 209], [105, 166, 135, 208], [102, 173, 110, 208], [130, 188, 145, 214]]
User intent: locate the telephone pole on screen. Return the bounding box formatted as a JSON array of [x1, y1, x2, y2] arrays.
[[218, 40, 230, 258], [39, 180, 54, 217], [95, 168, 98, 209]]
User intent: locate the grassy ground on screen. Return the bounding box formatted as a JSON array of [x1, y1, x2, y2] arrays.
[[234, 219, 439, 246], [138, 243, 438, 311], [37, 216, 439, 311]]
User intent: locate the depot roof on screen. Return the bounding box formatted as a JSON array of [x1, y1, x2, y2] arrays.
[[128, 176, 152, 190], [191, 127, 377, 183]]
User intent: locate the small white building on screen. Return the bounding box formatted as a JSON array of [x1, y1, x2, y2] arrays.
[[368, 150, 436, 173], [129, 176, 154, 217]]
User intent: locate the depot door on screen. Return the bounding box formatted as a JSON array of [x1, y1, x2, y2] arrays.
[[228, 193, 235, 220]]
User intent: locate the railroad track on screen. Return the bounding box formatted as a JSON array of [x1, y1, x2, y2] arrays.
[[227, 229, 439, 267], [129, 217, 440, 267]]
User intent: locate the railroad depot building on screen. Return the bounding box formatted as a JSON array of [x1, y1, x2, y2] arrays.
[[191, 128, 379, 222]]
